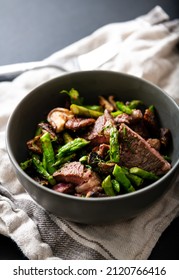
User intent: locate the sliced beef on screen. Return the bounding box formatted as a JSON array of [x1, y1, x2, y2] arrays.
[[53, 161, 102, 195], [160, 128, 171, 149], [114, 109, 143, 126], [143, 107, 160, 137], [65, 117, 95, 131], [146, 138, 161, 151], [52, 182, 74, 194], [92, 143, 110, 159], [27, 135, 42, 154], [53, 161, 88, 185], [86, 109, 114, 145], [38, 122, 57, 140], [118, 124, 171, 175], [75, 176, 102, 195]]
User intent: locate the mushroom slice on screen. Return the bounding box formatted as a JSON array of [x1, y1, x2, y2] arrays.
[[47, 108, 74, 133]]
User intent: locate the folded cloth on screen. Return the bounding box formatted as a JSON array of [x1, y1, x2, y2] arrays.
[[0, 6, 179, 260]]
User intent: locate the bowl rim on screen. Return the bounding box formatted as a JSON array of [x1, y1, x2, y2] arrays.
[[6, 70, 179, 202]]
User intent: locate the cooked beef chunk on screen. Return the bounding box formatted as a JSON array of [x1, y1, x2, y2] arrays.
[[99, 96, 114, 112], [97, 161, 115, 174], [86, 109, 114, 145], [146, 138, 161, 151], [38, 122, 57, 140], [65, 117, 95, 131], [108, 95, 118, 110], [75, 177, 102, 194], [53, 182, 75, 194], [118, 124, 171, 175], [27, 135, 42, 154], [114, 110, 143, 126], [92, 143, 110, 159], [130, 120, 150, 139], [53, 161, 102, 195], [160, 128, 171, 149], [53, 161, 88, 185], [143, 107, 159, 137]]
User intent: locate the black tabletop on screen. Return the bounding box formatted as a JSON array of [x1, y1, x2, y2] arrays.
[[0, 0, 179, 260]]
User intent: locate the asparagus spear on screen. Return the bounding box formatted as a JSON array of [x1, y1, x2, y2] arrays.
[[70, 104, 103, 118], [127, 100, 143, 109], [109, 126, 120, 163], [20, 159, 32, 170], [32, 154, 56, 185], [113, 164, 135, 193], [129, 167, 159, 180], [53, 154, 76, 167], [56, 137, 89, 159], [40, 132, 56, 175], [121, 167, 143, 187], [61, 88, 83, 105], [116, 101, 132, 115], [102, 175, 115, 196], [63, 132, 73, 144], [111, 179, 120, 193]]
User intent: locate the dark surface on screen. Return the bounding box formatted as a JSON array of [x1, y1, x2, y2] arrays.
[[0, 0, 179, 66], [0, 0, 179, 260]]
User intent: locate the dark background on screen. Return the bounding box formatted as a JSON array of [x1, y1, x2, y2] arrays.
[[0, 0, 179, 259]]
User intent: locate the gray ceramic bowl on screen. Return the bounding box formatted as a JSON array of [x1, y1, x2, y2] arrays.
[[6, 70, 179, 224]]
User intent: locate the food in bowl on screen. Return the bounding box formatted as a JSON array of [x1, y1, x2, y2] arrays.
[[6, 71, 179, 223], [20, 88, 171, 198]]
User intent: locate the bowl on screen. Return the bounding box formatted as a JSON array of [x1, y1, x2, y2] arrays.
[[6, 70, 179, 224]]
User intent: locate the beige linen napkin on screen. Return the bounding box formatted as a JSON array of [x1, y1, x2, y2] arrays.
[[0, 6, 179, 260]]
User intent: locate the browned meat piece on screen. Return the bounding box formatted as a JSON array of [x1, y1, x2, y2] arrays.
[[97, 161, 115, 174], [53, 161, 88, 185], [146, 138, 161, 151], [52, 182, 74, 194], [65, 117, 95, 131], [75, 177, 102, 195], [38, 122, 57, 140], [53, 161, 102, 195], [86, 109, 114, 145], [108, 95, 118, 110], [118, 124, 171, 175], [93, 143, 110, 159], [99, 96, 114, 112], [130, 120, 150, 139], [27, 135, 42, 154], [160, 128, 171, 149], [143, 107, 159, 137], [114, 110, 143, 126]]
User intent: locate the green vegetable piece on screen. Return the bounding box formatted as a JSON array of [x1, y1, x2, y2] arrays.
[[85, 105, 103, 112], [126, 173, 144, 187], [102, 175, 116, 196], [111, 110, 123, 117], [20, 159, 32, 170], [129, 167, 159, 180], [63, 132, 73, 144], [79, 155, 88, 164], [40, 132, 56, 175], [35, 126, 42, 136], [111, 179, 120, 193], [56, 137, 89, 159], [61, 88, 83, 105], [32, 154, 56, 185], [53, 154, 76, 167], [116, 101, 132, 115], [70, 104, 103, 118], [128, 100, 143, 109], [113, 164, 135, 193], [148, 105, 155, 113], [109, 126, 120, 163]]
